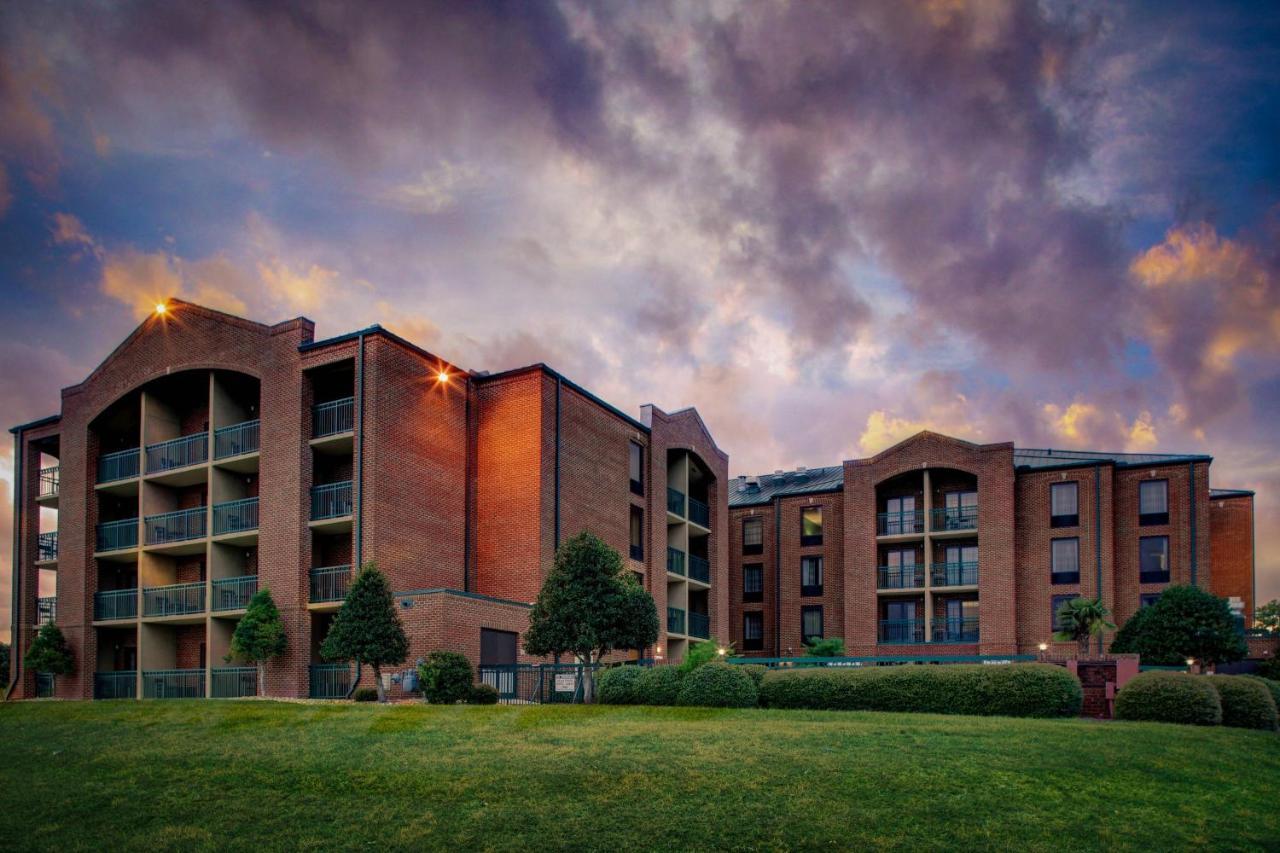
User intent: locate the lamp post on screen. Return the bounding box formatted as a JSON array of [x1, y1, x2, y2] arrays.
[[1038, 641, 1048, 662]]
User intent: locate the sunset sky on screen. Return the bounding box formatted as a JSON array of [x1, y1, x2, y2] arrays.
[[1, 1, 1278, 640]]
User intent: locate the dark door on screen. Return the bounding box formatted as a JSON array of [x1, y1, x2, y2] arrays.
[[480, 629, 518, 666]]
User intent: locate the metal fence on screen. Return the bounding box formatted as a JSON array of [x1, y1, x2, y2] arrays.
[[94, 588, 138, 621], [212, 575, 258, 611], [309, 663, 356, 698], [37, 531, 58, 562], [96, 518, 139, 552], [142, 669, 205, 699], [145, 507, 207, 545], [212, 667, 258, 698], [310, 565, 352, 602], [214, 419, 260, 459], [313, 397, 355, 438], [728, 654, 1037, 669], [688, 496, 710, 527], [35, 673, 55, 698], [145, 432, 209, 473], [37, 596, 56, 625], [143, 581, 206, 617], [38, 465, 59, 497], [478, 663, 609, 704], [213, 497, 259, 536], [98, 448, 140, 483], [311, 481, 353, 520], [94, 671, 137, 699]]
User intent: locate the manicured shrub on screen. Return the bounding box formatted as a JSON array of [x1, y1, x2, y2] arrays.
[[1242, 675, 1280, 711], [468, 684, 499, 705], [418, 651, 475, 705], [635, 665, 685, 705], [1110, 585, 1247, 666], [1257, 658, 1280, 681], [679, 639, 729, 673], [738, 664, 767, 690], [1206, 675, 1278, 731], [676, 662, 758, 708], [596, 665, 647, 704], [1114, 672, 1222, 726], [352, 687, 379, 702], [758, 664, 1082, 718]]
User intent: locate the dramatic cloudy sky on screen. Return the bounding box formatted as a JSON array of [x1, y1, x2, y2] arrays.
[[1, 1, 1278, 639]]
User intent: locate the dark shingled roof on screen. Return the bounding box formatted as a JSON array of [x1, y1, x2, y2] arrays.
[[1013, 448, 1211, 471], [728, 465, 844, 507], [1210, 488, 1254, 499]]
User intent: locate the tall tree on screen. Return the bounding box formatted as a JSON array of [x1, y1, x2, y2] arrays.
[[1255, 599, 1280, 634], [24, 624, 74, 677], [320, 564, 408, 702], [1053, 598, 1115, 658], [523, 532, 660, 703], [228, 588, 287, 696], [1111, 585, 1248, 666]]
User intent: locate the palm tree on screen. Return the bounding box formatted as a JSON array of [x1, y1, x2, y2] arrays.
[[1053, 597, 1115, 658]]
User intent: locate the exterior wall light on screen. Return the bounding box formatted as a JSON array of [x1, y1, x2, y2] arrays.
[[436, 370, 449, 383], [1038, 642, 1048, 652], [717, 647, 727, 656], [154, 302, 167, 316]]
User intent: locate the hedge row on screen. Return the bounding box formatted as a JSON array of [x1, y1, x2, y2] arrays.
[[597, 663, 758, 708], [1114, 672, 1279, 729]]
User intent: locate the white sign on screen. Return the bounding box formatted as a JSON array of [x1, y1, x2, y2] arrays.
[[554, 673, 576, 693]]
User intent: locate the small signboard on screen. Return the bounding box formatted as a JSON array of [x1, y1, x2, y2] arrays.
[[554, 673, 576, 693]]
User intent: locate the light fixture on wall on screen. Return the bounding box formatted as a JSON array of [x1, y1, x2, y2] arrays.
[[154, 302, 167, 316]]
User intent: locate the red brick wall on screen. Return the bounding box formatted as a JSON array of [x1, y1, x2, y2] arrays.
[[729, 502, 777, 657], [1210, 494, 1254, 622]]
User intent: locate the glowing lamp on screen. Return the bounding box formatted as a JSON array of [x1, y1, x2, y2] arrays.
[[1038, 642, 1048, 652], [717, 647, 727, 656], [154, 302, 167, 316], [1186, 658, 1195, 668], [436, 370, 450, 384]]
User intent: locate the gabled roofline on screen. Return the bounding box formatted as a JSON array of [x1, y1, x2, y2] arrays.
[[299, 324, 466, 376], [9, 414, 60, 435], [476, 363, 650, 434], [729, 484, 844, 510], [848, 430, 1013, 467]]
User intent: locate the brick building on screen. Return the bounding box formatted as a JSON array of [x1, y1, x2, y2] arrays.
[[7, 301, 727, 699]]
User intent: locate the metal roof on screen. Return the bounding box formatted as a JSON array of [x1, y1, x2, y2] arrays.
[[1209, 488, 1255, 499], [1013, 448, 1211, 471], [728, 465, 844, 507]]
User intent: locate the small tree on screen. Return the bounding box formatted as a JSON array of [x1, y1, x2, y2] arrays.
[[320, 564, 409, 702], [228, 588, 287, 696], [1255, 599, 1280, 634], [1111, 585, 1248, 666], [24, 623, 74, 677], [418, 651, 474, 704], [1053, 598, 1115, 658], [523, 532, 660, 703], [805, 637, 846, 657], [680, 638, 733, 672]]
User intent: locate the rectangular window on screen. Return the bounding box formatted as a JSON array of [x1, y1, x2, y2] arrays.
[[1051, 595, 1075, 632], [1139, 479, 1169, 526], [742, 517, 763, 556], [743, 612, 764, 651], [882, 495, 918, 535], [800, 506, 823, 546], [1050, 482, 1079, 528], [629, 506, 643, 561], [1139, 535, 1170, 583], [628, 441, 644, 496], [1051, 537, 1080, 585], [801, 556, 823, 597], [801, 605, 823, 642], [742, 563, 763, 603], [1139, 593, 1162, 609]]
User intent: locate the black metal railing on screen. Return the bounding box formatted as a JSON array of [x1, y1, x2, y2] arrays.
[[666, 547, 685, 576], [142, 581, 206, 617], [142, 669, 205, 699], [667, 606, 685, 634], [688, 554, 710, 584], [931, 616, 980, 643], [877, 510, 924, 536], [97, 448, 140, 483], [479, 663, 606, 704], [667, 487, 685, 516], [309, 565, 353, 602], [96, 519, 139, 552], [932, 561, 979, 587], [931, 505, 978, 532], [688, 496, 710, 528], [145, 432, 208, 474], [213, 497, 259, 536], [144, 507, 207, 545], [688, 611, 710, 639], [211, 575, 258, 611], [313, 397, 355, 438], [212, 667, 258, 698], [214, 419, 260, 459], [311, 482, 353, 520], [38, 466, 59, 498], [877, 565, 924, 589], [94, 671, 137, 699], [37, 531, 58, 562], [35, 673, 55, 698], [309, 663, 354, 699], [94, 589, 138, 621], [36, 596, 56, 626], [878, 619, 925, 644]]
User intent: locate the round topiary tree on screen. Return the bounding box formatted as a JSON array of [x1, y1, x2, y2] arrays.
[[320, 563, 409, 703], [596, 665, 646, 704], [468, 683, 499, 705], [1113, 672, 1222, 726], [1111, 585, 1247, 666], [675, 661, 758, 708], [1242, 675, 1280, 710], [418, 651, 475, 704], [1206, 675, 1278, 730], [228, 588, 286, 696], [635, 665, 684, 705]]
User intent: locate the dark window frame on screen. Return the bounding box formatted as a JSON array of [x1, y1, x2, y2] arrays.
[[742, 517, 764, 556], [742, 612, 764, 651], [800, 505, 823, 547], [1050, 481, 1079, 528], [800, 555, 823, 597], [1139, 479, 1169, 526], [1051, 595, 1074, 632], [801, 605, 824, 642], [629, 505, 643, 561], [628, 441, 644, 496], [1139, 593, 1162, 609], [1139, 535, 1171, 584], [742, 563, 764, 603], [1050, 536, 1080, 585]]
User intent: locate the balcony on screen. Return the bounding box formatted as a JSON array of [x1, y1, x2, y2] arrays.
[[214, 419, 260, 462], [212, 667, 258, 698], [313, 397, 355, 439], [877, 565, 924, 590], [932, 561, 979, 587], [95, 519, 139, 553], [667, 606, 686, 635], [666, 547, 685, 576], [311, 481, 353, 524], [931, 505, 978, 533], [94, 589, 138, 621], [688, 611, 710, 639], [878, 619, 925, 644], [37, 466, 59, 504], [931, 616, 979, 643], [94, 671, 137, 700], [213, 497, 259, 539], [309, 565, 353, 603], [688, 496, 710, 528], [145, 432, 209, 475], [309, 663, 355, 699], [97, 448, 140, 484], [212, 575, 258, 611], [36, 596, 56, 626], [37, 531, 58, 563], [142, 581, 206, 618], [688, 554, 710, 584], [142, 668, 205, 699], [144, 507, 207, 547], [35, 673, 55, 698], [878, 510, 924, 537], [667, 486, 685, 517]]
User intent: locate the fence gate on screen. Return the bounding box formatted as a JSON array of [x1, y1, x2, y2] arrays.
[[478, 663, 599, 704]]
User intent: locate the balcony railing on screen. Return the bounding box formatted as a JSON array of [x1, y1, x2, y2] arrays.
[[94, 671, 137, 700], [35, 673, 55, 698], [37, 531, 58, 562], [142, 668, 205, 699], [212, 667, 258, 698], [144, 507, 207, 545], [932, 561, 979, 587], [96, 519, 139, 552], [688, 554, 710, 584], [98, 448, 140, 483], [38, 466, 59, 498], [310, 565, 353, 602], [877, 565, 923, 590], [145, 432, 208, 474], [878, 619, 925, 644], [309, 663, 354, 699], [666, 547, 685, 576], [688, 611, 710, 639], [213, 497, 259, 536], [688, 496, 710, 528], [667, 606, 685, 635], [36, 596, 56, 626], [94, 589, 138, 621], [142, 581, 206, 617], [931, 616, 979, 643], [214, 419, 260, 459], [313, 397, 355, 438], [931, 505, 978, 532], [311, 481, 353, 520], [212, 575, 258, 611], [667, 487, 685, 516], [878, 510, 924, 536]]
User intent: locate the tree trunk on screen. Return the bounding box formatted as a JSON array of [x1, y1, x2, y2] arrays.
[[1078, 636, 1090, 659], [373, 664, 386, 703], [581, 652, 596, 704], [257, 661, 266, 697]]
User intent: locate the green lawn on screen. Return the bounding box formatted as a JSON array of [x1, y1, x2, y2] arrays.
[[1, 701, 1277, 851]]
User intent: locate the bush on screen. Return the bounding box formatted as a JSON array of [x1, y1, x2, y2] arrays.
[[596, 665, 646, 705], [352, 687, 379, 702], [1257, 658, 1280, 681], [635, 666, 685, 705], [759, 664, 1083, 718], [468, 684, 499, 705], [676, 662, 758, 708], [1207, 675, 1278, 731], [1242, 675, 1280, 710], [805, 638, 845, 657], [1110, 585, 1247, 666], [679, 639, 728, 673], [738, 664, 767, 690], [418, 651, 475, 704], [1114, 672, 1222, 726]]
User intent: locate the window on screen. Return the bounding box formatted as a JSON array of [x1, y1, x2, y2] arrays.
[[742, 517, 763, 555], [1051, 537, 1080, 584], [1051, 595, 1074, 631], [801, 605, 823, 642], [628, 442, 644, 496], [1139, 593, 1162, 609], [742, 563, 763, 603], [629, 506, 643, 561], [801, 556, 823, 597], [882, 495, 917, 535], [800, 506, 823, 546], [631, 571, 644, 587], [1139, 479, 1169, 526], [1139, 536, 1170, 583], [1050, 482, 1079, 528], [941, 490, 978, 529], [883, 549, 920, 588], [742, 612, 764, 651]]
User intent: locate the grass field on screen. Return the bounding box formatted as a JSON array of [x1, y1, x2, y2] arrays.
[[1, 701, 1277, 851]]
